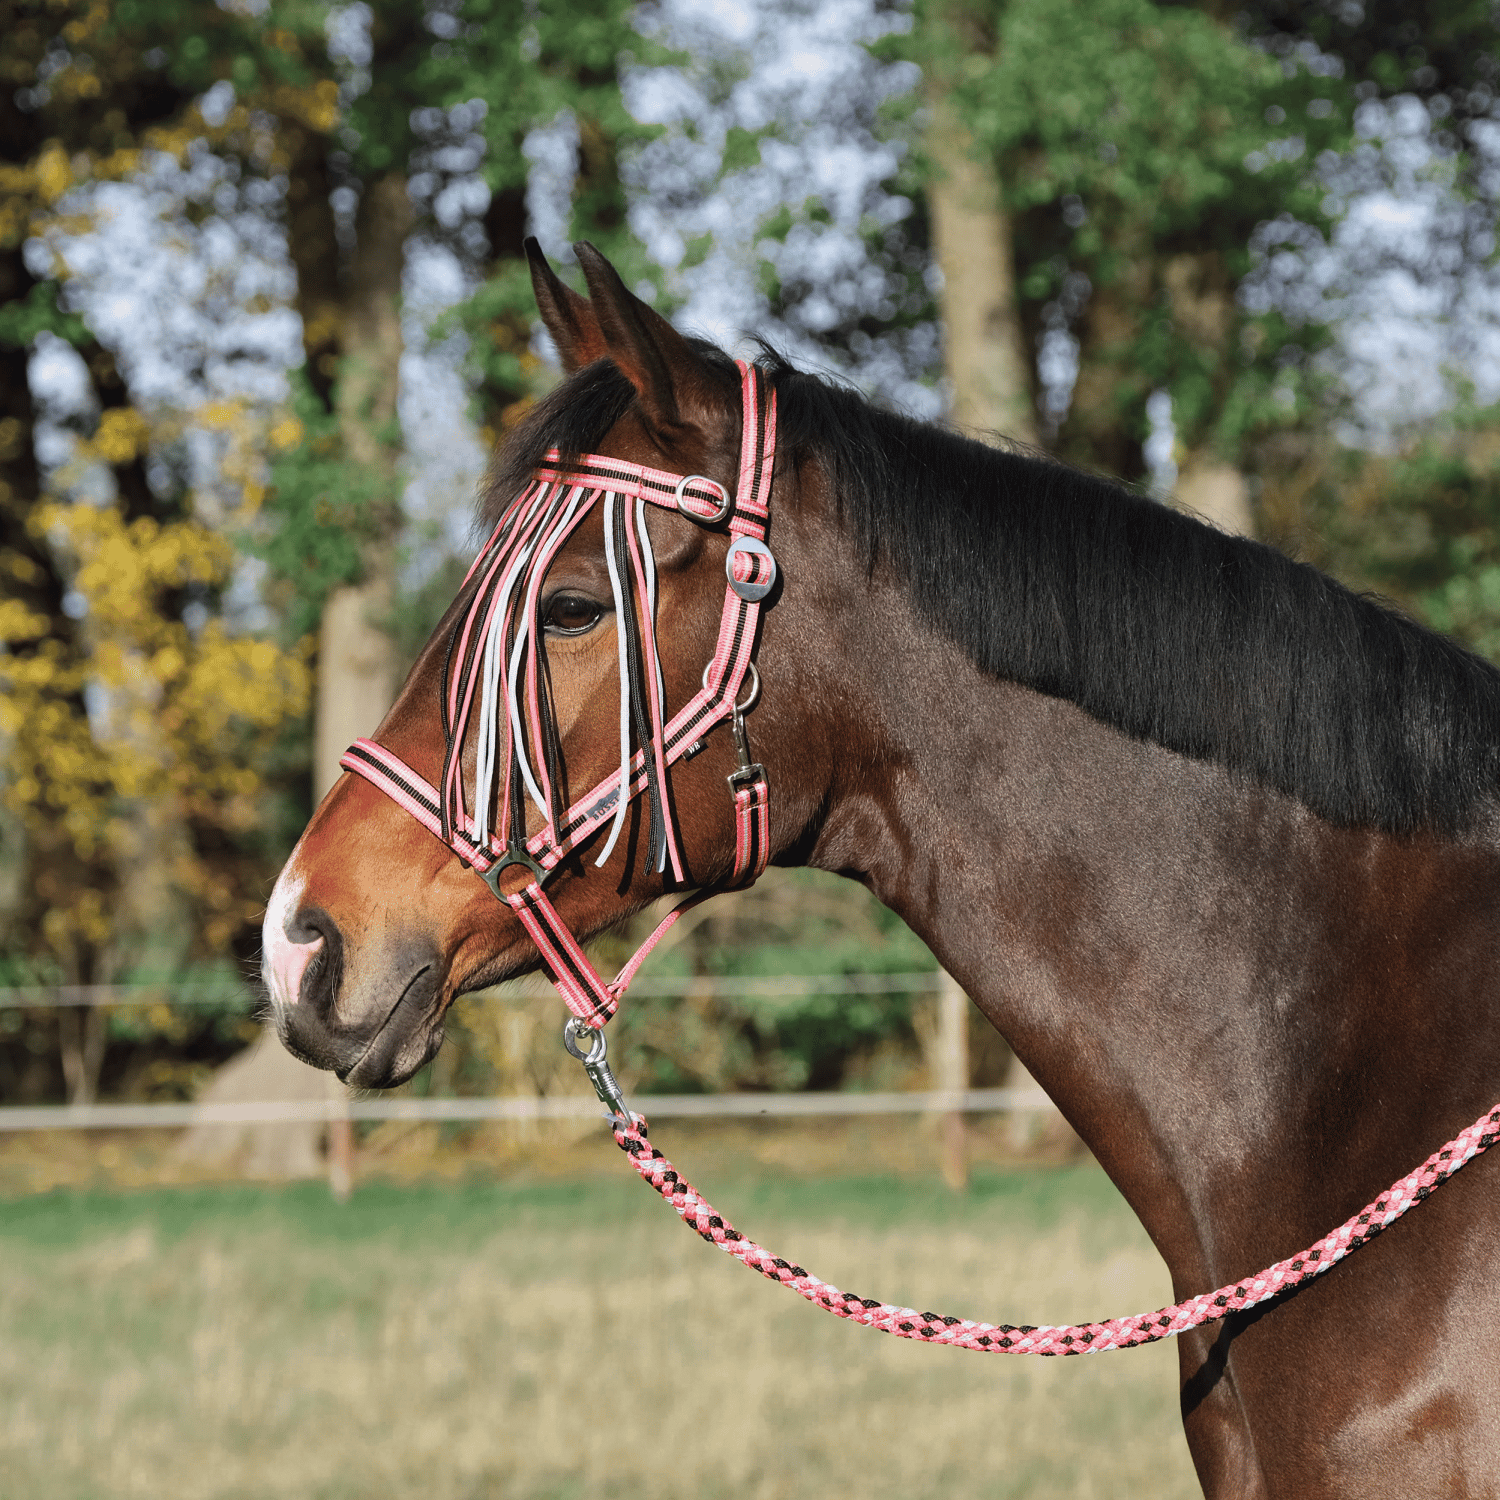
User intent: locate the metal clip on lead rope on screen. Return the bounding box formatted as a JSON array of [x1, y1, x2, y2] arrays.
[[563, 1020, 633, 1122], [701, 662, 765, 790]]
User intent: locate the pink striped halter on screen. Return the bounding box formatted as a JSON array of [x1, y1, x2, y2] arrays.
[[341, 359, 778, 1037]]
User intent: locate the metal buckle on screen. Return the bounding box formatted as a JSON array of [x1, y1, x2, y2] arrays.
[[674, 473, 731, 526], [562, 1019, 633, 1121], [725, 536, 777, 602], [728, 761, 767, 792], [481, 846, 549, 900]]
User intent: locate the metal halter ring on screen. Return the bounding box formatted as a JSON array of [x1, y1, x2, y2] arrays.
[[674, 473, 731, 526], [725, 535, 777, 602], [702, 660, 760, 714], [481, 846, 549, 899]]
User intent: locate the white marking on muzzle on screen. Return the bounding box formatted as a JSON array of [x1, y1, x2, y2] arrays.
[[261, 870, 321, 1009]]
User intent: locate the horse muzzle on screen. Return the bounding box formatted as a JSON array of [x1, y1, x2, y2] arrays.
[[262, 876, 447, 1088]]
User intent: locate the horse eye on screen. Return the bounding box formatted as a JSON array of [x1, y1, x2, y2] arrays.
[[542, 591, 605, 636]]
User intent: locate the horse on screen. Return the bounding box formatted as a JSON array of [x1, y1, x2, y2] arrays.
[[262, 239, 1500, 1497]]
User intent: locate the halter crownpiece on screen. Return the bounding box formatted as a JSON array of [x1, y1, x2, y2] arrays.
[[341, 359, 778, 1030]]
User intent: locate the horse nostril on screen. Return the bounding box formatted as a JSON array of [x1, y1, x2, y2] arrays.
[[287, 908, 342, 1018], [262, 904, 343, 1020], [286, 907, 332, 949]]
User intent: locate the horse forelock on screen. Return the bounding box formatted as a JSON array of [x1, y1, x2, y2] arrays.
[[475, 341, 1500, 837]]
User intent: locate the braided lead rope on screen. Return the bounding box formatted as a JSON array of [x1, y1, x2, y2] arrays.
[[609, 1101, 1500, 1355]]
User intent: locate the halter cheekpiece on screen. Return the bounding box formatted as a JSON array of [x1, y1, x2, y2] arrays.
[[340, 359, 778, 1034]]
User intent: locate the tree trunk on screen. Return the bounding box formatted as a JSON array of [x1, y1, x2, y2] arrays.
[[315, 579, 397, 797], [925, 92, 1037, 447], [1175, 459, 1254, 537], [1160, 253, 1252, 537], [313, 172, 411, 799], [0, 244, 44, 951], [1058, 269, 1151, 481]]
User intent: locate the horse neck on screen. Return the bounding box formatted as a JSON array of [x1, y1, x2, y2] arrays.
[[792, 524, 1500, 1285]]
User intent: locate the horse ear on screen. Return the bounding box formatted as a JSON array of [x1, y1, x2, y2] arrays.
[[526, 238, 608, 373], [573, 240, 716, 433]]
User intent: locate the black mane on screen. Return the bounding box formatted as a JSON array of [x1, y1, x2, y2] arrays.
[[482, 352, 1500, 835]]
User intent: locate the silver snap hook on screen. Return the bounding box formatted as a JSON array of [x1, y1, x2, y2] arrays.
[[562, 1019, 633, 1121], [562, 1017, 608, 1065]]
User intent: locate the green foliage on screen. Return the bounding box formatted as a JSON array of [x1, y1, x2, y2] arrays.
[[1264, 411, 1500, 665], [1241, 1, 1500, 132], [450, 0, 661, 192], [599, 871, 940, 1096], [340, 1, 430, 177], [722, 125, 763, 173], [0, 283, 88, 350], [902, 0, 1361, 472], [959, 0, 1348, 251], [0, 950, 261, 1104], [82, 0, 342, 138], [406, 0, 669, 427], [256, 371, 399, 638], [429, 258, 547, 432]]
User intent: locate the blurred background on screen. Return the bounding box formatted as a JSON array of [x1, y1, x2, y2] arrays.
[[2, 2, 1499, 1495]]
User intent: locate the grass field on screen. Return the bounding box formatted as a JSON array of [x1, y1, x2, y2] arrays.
[[0, 1128, 1201, 1500]]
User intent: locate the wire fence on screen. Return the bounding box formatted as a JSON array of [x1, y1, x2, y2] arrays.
[[0, 971, 949, 1009], [0, 1087, 1054, 1134], [0, 973, 1056, 1154]]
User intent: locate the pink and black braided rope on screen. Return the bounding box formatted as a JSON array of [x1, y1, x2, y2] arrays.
[[612, 1103, 1500, 1355]]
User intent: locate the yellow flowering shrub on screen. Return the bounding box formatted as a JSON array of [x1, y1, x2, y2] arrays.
[[2, 461, 311, 964]]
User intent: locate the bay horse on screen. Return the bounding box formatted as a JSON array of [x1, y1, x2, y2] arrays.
[[263, 240, 1500, 1497]]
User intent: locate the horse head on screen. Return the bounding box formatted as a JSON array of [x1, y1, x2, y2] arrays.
[[260, 242, 849, 1087]]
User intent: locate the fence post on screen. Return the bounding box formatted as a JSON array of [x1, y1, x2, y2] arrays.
[[935, 970, 969, 1190], [326, 1072, 354, 1201]]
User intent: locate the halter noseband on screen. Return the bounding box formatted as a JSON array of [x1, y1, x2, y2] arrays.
[[339, 360, 778, 1033]]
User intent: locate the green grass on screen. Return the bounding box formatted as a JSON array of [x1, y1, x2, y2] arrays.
[[0, 1162, 1200, 1499]]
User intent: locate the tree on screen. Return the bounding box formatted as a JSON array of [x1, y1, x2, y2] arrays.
[[0, 1, 313, 1099], [1214, 6, 1500, 657], [255, 0, 657, 797], [919, 1, 1037, 445], [940, 0, 1356, 504], [426, 0, 663, 432]]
